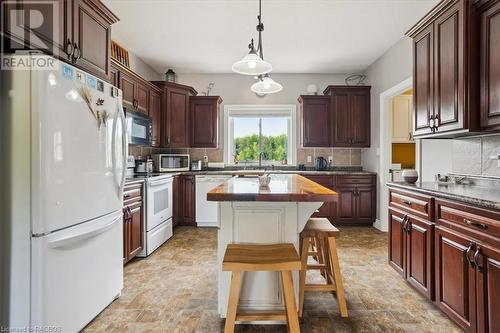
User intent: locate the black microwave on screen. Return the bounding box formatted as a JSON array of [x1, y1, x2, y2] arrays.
[[125, 110, 152, 146]]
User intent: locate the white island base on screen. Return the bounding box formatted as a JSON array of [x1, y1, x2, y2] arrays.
[[216, 201, 322, 322]]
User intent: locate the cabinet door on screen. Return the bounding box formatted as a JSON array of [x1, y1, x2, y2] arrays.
[[406, 216, 434, 300], [476, 244, 500, 333], [350, 89, 370, 147], [110, 63, 119, 87], [480, 1, 500, 130], [172, 176, 181, 226], [433, 0, 465, 133], [435, 226, 476, 333], [122, 209, 129, 263], [301, 97, 331, 147], [413, 24, 434, 136], [136, 81, 149, 115], [356, 187, 375, 222], [331, 91, 351, 146], [388, 208, 406, 277], [127, 203, 143, 260], [190, 97, 220, 148], [182, 176, 196, 225], [164, 87, 190, 147], [149, 89, 161, 147], [72, 0, 112, 80], [392, 96, 413, 142], [336, 187, 356, 223], [119, 71, 136, 108]]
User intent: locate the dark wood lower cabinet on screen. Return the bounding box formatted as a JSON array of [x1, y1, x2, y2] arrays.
[[123, 183, 144, 264], [304, 174, 376, 225], [389, 187, 500, 333], [173, 175, 196, 226], [435, 226, 477, 333], [388, 207, 434, 299]]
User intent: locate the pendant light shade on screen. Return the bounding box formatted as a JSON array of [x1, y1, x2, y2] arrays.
[[251, 75, 283, 94], [232, 50, 272, 75]]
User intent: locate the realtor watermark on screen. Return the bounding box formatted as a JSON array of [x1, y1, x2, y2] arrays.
[[1, 0, 60, 70], [0, 326, 62, 333]]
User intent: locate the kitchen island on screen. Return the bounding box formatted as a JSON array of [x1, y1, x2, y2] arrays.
[[207, 174, 338, 320]]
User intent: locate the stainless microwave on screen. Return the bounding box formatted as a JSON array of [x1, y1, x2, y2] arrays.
[[125, 110, 152, 146], [152, 154, 190, 172]]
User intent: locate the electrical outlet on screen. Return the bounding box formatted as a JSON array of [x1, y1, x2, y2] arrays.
[[307, 155, 312, 163], [328, 156, 333, 163], [203, 155, 208, 163]]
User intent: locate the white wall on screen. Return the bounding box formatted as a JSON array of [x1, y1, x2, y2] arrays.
[[177, 73, 347, 105], [128, 51, 163, 81]]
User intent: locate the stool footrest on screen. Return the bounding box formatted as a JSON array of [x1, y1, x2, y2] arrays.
[[305, 284, 336, 292], [306, 264, 327, 270], [236, 311, 287, 322]]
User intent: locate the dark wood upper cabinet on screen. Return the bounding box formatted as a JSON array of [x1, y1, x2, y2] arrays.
[[109, 62, 118, 87], [413, 23, 434, 136], [72, 0, 117, 80], [324, 86, 371, 147], [149, 88, 161, 147], [119, 69, 136, 108], [135, 81, 149, 115], [480, 0, 500, 131], [153, 82, 197, 148], [407, 0, 479, 138], [299, 96, 331, 147], [1, 0, 118, 81], [190, 96, 222, 148]]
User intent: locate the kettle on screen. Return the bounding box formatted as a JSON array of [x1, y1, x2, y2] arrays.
[[315, 156, 328, 171]]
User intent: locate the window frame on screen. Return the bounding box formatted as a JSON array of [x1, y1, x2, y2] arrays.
[[224, 104, 297, 166]]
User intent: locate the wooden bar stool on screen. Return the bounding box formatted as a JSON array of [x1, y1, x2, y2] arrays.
[[222, 243, 302, 333], [298, 218, 348, 318]]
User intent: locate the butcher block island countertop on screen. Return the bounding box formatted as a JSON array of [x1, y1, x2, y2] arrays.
[[209, 174, 338, 322], [207, 174, 338, 202]]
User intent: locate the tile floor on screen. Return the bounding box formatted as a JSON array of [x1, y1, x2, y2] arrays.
[[83, 226, 461, 333]]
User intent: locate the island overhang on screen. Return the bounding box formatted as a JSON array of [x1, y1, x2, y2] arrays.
[[207, 174, 338, 202]]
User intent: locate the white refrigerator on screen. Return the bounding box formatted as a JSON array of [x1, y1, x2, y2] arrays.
[[1, 55, 126, 332]]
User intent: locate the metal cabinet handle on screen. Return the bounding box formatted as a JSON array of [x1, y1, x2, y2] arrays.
[[474, 247, 483, 273], [464, 219, 487, 230], [465, 243, 475, 268], [72, 44, 81, 62], [402, 200, 412, 206], [66, 39, 74, 59]]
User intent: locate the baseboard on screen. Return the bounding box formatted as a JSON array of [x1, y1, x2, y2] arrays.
[[196, 222, 218, 228], [372, 219, 388, 232]]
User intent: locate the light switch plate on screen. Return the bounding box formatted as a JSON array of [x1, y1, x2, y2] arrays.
[[307, 155, 312, 163]]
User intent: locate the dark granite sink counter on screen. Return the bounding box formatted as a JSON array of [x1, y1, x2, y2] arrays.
[[387, 181, 500, 211]]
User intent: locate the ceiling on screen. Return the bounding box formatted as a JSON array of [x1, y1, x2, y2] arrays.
[[103, 0, 439, 74]]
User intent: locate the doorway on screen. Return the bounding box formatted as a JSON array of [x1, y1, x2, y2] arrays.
[[376, 78, 420, 231]]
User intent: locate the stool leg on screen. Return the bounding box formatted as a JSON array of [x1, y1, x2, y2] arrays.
[[281, 271, 301, 333], [327, 237, 348, 317], [316, 236, 327, 279], [224, 271, 243, 333], [298, 237, 309, 318]]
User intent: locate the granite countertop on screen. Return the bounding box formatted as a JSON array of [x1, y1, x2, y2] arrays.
[[387, 181, 500, 211], [207, 174, 338, 202]]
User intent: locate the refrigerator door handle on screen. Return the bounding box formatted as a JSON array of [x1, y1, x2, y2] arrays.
[[48, 215, 121, 249], [118, 96, 127, 196]]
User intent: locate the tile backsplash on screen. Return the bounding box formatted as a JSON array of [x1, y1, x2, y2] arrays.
[[452, 134, 500, 178], [128, 145, 362, 167]]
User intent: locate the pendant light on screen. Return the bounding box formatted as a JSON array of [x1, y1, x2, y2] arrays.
[[232, 0, 271, 75], [251, 74, 283, 94]]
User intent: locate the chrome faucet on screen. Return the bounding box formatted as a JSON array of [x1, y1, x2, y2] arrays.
[[258, 152, 264, 169]]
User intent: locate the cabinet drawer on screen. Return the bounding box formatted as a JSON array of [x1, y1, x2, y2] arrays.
[[123, 184, 142, 200], [337, 175, 375, 186], [389, 190, 433, 220], [436, 199, 500, 245]]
